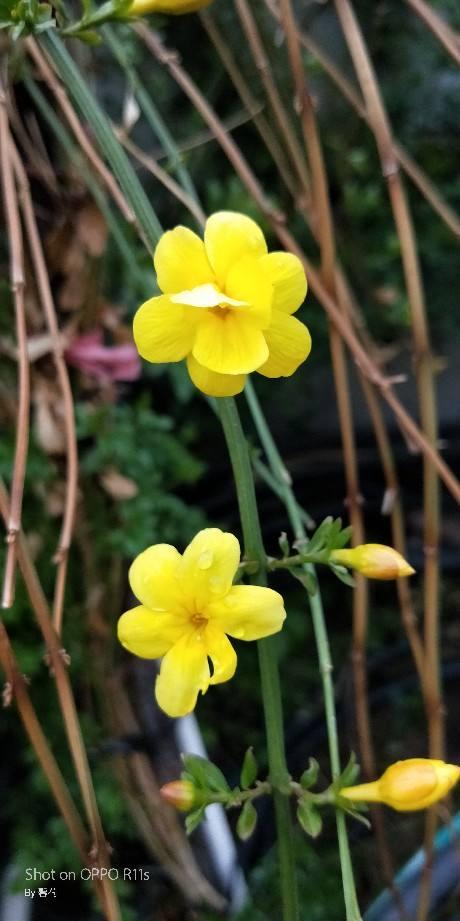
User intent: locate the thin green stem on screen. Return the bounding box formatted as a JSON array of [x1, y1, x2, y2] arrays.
[[245, 380, 361, 921], [217, 396, 299, 921], [39, 31, 163, 251]]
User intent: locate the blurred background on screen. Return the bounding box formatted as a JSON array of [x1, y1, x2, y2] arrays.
[[1, 0, 460, 918]]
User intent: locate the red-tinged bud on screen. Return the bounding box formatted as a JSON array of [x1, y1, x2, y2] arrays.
[[160, 780, 197, 812]]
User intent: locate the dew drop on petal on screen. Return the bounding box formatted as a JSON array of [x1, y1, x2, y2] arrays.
[[209, 576, 224, 593], [198, 549, 213, 570]]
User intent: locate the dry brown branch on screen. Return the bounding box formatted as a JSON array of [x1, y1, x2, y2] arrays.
[[405, 0, 460, 66], [26, 39, 137, 230], [115, 129, 206, 226], [0, 621, 89, 861], [201, 10, 298, 197], [264, 0, 460, 240], [232, 0, 311, 208], [0, 480, 121, 921], [0, 81, 30, 610], [136, 24, 460, 508], [277, 0, 397, 888], [11, 145, 79, 636]]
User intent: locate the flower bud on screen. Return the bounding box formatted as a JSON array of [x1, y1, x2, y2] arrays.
[[339, 759, 460, 812], [330, 544, 415, 580], [160, 780, 197, 812], [127, 0, 212, 15]]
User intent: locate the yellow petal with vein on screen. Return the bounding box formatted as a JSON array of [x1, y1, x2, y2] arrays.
[[154, 226, 213, 294], [133, 295, 197, 363], [117, 605, 183, 659], [207, 584, 286, 640], [259, 252, 307, 315], [257, 311, 311, 378], [204, 211, 267, 287], [129, 544, 185, 613], [187, 354, 246, 397], [155, 631, 210, 717], [178, 528, 240, 610], [193, 312, 269, 375]]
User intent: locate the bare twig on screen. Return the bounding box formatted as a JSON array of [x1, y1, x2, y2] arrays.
[[11, 144, 79, 635], [264, 0, 460, 240], [405, 0, 460, 66], [232, 0, 311, 208], [0, 480, 121, 921], [0, 79, 30, 610], [26, 38, 137, 229]]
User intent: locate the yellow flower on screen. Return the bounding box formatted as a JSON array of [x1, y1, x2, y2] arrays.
[[117, 528, 286, 717], [340, 759, 460, 812], [128, 0, 211, 16], [330, 544, 415, 580], [133, 211, 311, 397]]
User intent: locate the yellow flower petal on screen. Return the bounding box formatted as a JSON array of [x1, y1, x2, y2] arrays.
[[155, 631, 210, 717], [178, 528, 240, 611], [129, 544, 186, 613], [257, 310, 311, 378], [204, 211, 267, 288], [133, 295, 197, 363], [117, 605, 183, 659], [259, 252, 307, 315], [225, 255, 273, 327], [207, 584, 286, 641], [193, 312, 269, 375], [187, 354, 246, 397], [154, 226, 214, 294], [205, 623, 237, 685]]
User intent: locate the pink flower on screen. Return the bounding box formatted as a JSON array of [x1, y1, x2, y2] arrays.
[[65, 330, 141, 382]]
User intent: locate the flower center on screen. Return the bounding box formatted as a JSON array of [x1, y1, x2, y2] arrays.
[[190, 613, 208, 628]]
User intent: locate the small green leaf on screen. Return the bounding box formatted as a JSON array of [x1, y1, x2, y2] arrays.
[[278, 531, 290, 557], [181, 754, 230, 793], [330, 563, 356, 588], [240, 747, 258, 790], [236, 801, 257, 841], [300, 758, 320, 790], [338, 752, 360, 788], [334, 525, 353, 550], [307, 516, 333, 553], [185, 806, 205, 835], [292, 569, 318, 596], [297, 800, 323, 838]]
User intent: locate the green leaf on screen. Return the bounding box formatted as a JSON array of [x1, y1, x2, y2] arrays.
[[297, 800, 323, 838], [330, 563, 356, 588], [300, 758, 320, 790], [236, 801, 257, 841], [181, 754, 230, 793], [338, 753, 360, 788], [292, 568, 318, 596], [334, 525, 353, 550], [307, 517, 333, 553], [240, 747, 258, 790], [185, 806, 205, 836]]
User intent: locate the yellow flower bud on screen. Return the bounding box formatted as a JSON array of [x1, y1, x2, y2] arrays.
[[340, 759, 460, 812], [127, 0, 212, 15], [330, 544, 415, 580], [160, 780, 197, 812]]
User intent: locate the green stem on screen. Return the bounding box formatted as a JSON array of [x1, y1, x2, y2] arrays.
[[39, 31, 163, 251], [217, 396, 299, 921], [245, 380, 361, 921]]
